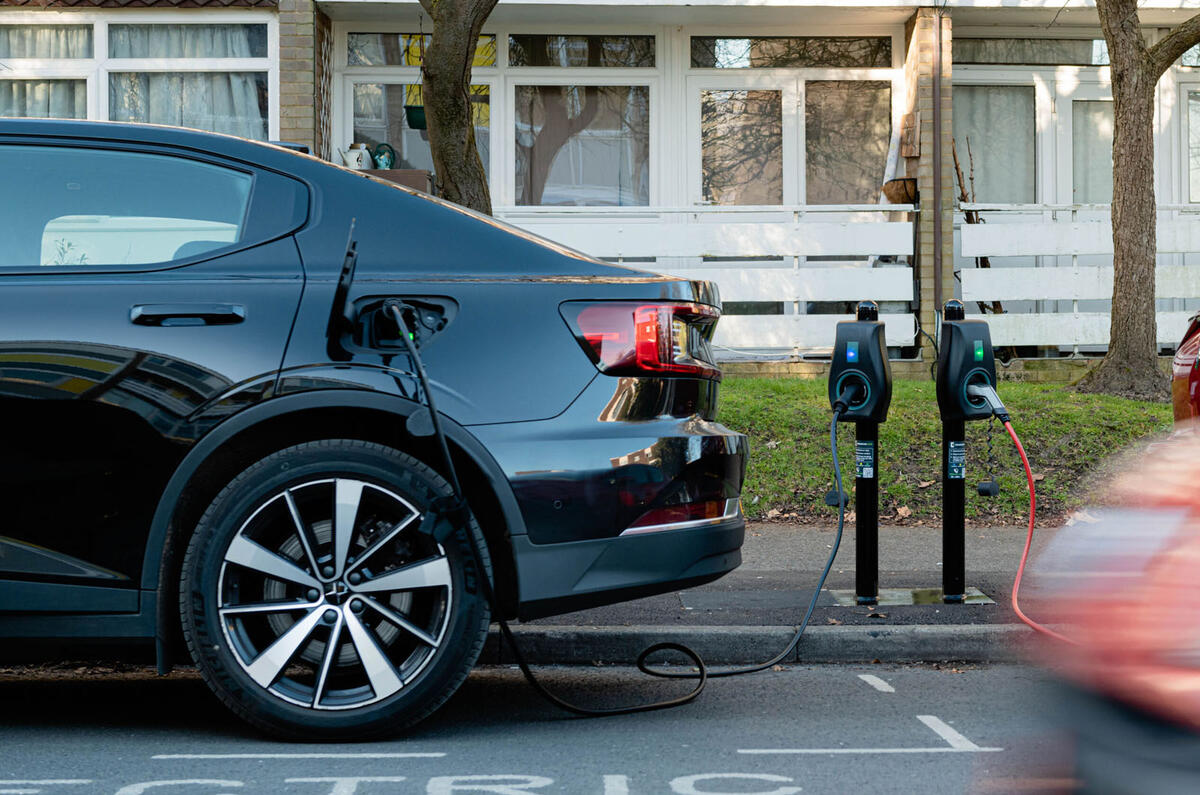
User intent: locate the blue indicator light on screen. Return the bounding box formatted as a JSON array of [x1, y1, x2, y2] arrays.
[[846, 341, 859, 362]]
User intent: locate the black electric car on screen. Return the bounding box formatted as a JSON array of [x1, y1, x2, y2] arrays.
[[0, 119, 747, 739]]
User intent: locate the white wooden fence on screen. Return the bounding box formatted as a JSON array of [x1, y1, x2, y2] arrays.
[[959, 204, 1200, 348], [496, 205, 916, 355]]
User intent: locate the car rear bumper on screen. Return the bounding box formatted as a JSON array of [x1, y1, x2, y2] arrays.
[[511, 514, 744, 620]]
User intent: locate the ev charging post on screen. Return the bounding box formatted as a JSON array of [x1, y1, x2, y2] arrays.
[[935, 299, 999, 603], [828, 301, 892, 605]]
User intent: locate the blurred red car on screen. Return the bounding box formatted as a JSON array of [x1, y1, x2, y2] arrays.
[[1173, 313, 1200, 423], [1018, 434, 1200, 793]]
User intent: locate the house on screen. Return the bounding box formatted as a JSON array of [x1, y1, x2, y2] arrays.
[[5, 0, 1200, 363]]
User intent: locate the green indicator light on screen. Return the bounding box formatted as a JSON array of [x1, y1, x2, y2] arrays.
[[974, 339, 984, 361]]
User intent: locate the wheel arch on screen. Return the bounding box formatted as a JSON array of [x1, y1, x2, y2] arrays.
[[147, 390, 525, 671]]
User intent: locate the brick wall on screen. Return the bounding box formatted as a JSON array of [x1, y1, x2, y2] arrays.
[[278, 0, 316, 151], [903, 8, 954, 360]]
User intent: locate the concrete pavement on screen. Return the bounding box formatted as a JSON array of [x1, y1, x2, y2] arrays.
[[481, 522, 1061, 665]]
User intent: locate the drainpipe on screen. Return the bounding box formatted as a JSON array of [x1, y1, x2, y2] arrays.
[[932, 7, 945, 336]]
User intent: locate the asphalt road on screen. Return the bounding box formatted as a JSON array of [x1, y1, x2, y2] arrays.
[[0, 663, 1067, 794]]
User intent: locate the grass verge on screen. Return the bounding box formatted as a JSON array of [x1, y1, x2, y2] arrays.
[[717, 377, 1172, 525]]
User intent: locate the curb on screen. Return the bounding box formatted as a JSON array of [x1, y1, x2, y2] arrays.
[[481, 624, 1031, 666]]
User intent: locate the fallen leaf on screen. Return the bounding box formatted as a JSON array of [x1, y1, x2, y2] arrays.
[[826, 617, 844, 625], [1033, 473, 1045, 482], [765, 508, 781, 519], [918, 480, 936, 489], [772, 665, 785, 671], [867, 612, 889, 619], [765, 439, 780, 449], [897, 506, 912, 518]]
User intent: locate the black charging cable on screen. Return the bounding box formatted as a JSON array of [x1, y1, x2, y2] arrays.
[[385, 298, 852, 713], [385, 300, 707, 716]]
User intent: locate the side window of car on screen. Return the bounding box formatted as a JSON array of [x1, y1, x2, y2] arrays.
[[1, 144, 254, 269]]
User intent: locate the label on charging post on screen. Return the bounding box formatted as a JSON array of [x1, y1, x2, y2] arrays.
[[855, 440, 875, 479], [948, 441, 966, 479]]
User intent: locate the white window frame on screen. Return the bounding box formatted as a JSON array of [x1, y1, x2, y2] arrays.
[[678, 25, 905, 208], [0, 10, 280, 139]]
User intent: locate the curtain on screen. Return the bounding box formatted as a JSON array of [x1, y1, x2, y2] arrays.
[[1073, 101, 1114, 203], [0, 80, 87, 119], [109, 72, 267, 140], [108, 25, 267, 140], [0, 25, 91, 58], [108, 24, 264, 59], [952, 85, 1036, 203]]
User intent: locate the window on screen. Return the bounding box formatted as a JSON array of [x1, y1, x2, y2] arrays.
[[701, 89, 782, 205], [0, 19, 275, 139], [347, 33, 496, 67], [952, 85, 1036, 203], [1, 145, 253, 268], [1073, 101, 1113, 203], [954, 38, 1108, 66], [805, 81, 891, 204], [1189, 91, 1200, 202], [352, 83, 490, 171], [514, 84, 650, 206], [691, 37, 891, 68], [509, 35, 654, 67]]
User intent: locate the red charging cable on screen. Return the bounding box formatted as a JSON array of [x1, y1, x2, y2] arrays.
[[1005, 420, 1077, 645]]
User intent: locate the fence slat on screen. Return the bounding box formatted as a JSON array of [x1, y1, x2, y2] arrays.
[[717, 313, 916, 349], [961, 265, 1200, 302], [657, 267, 913, 302], [961, 219, 1200, 257], [984, 311, 1193, 346], [518, 221, 912, 259]]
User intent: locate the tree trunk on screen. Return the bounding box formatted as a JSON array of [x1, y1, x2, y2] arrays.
[[1078, 0, 1195, 399], [419, 0, 497, 215]]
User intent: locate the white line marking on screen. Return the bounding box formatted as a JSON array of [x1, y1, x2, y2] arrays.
[[0, 789, 42, 794], [738, 747, 1003, 755], [153, 753, 444, 760], [0, 784, 92, 787], [857, 674, 895, 693], [918, 715, 982, 751]]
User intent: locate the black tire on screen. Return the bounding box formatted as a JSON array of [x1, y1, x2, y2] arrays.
[[180, 439, 490, 741]]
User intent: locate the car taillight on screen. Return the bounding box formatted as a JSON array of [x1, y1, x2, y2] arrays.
[[561, 302, 722, 380]]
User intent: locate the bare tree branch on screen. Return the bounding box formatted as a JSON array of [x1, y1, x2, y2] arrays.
[[1149, 12, 1200, 77]]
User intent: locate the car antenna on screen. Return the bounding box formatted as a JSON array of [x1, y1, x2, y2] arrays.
[[326, 219, 358, 362]]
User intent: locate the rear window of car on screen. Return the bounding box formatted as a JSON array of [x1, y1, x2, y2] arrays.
[[1, 144, 253, 268]]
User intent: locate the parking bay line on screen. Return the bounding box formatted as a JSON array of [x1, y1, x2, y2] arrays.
[[739, 715, 1002, 755], [152, 753, 445, 760], [857, 674, 895, 693]]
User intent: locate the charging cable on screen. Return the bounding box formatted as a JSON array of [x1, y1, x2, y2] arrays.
[[966, 384, 1075, 645], [385, 299, 854, 713]]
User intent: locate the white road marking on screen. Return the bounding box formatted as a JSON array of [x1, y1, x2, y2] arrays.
[[0, 783, 91, 794], [739, 715, 1002, 755], [917, 715, 982, 750], [152, 753, 444, 760], [857, 674, 895, 693]]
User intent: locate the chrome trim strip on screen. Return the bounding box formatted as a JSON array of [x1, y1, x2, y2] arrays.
[[618, 498, 740, 537]]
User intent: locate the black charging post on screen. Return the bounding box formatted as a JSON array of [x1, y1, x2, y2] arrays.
[[828, 301, 892, 605], [935, 299, 999, 603]]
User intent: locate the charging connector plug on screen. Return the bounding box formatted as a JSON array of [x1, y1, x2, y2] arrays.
[[832, 381, 867, 415], [965, 383, 1010, 423]]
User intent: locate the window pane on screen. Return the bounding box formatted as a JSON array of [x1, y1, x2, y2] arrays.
[[515, 85, 649, 206], [1185, 45, 1200, 67], [952, 85, 1036, 203], [109, 24, 267, 58], [805, 81, 890, 205], [1073, 100, 1113, 203], [109, 72, 269, 141], [1190, 92, 1200, 201], [691, 37, 891, 68], [0, 145, 251, 267], [0, 25, 92, 58], [509, 35, 654, 67], [347, 33, 496, 67], [954, 38, 1108, 65], [1, 80, 87, 119], [701, 89, 782, 206], [352, 83, 489, 172]]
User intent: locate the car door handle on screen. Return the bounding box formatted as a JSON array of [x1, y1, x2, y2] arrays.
[[130, 303, 246, 327]]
